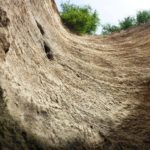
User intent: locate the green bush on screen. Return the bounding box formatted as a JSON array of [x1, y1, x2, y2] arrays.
[[119, 16, 136, 30], [60, 2, 100, 35], [102, 10, 150, 35], [102, 24, 120, 35], [102, 17, 136, 35], [136, 10, 150, 25]]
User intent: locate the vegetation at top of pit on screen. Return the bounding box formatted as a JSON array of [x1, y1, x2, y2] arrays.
[[60, 2, 100, 35], [102, 10, 150, 35], [59, 1, 150, 35]]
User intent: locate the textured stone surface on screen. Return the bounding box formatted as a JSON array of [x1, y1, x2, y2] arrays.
[[0, 0, 150, 149]]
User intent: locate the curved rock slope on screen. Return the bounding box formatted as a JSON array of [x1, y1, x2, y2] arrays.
[[0, 0, 150, 149]]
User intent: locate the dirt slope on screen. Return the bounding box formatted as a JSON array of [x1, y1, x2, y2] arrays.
[[0, 0, 150, 149]]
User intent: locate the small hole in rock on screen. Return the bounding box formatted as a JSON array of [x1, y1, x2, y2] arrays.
[[90, 125, 93, 129], [4, 42, 10, 53], [44, 42, 54, 60], [22, 131, 27, 140], [76, 74, 80, 78], [0, 34, 10, 54], [0, 7, 10, 27], [37, 110, 40, 115]]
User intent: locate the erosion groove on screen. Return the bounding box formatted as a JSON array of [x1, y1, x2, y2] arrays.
[[36, 20, 45, 35], [0, 0, 150, 149]]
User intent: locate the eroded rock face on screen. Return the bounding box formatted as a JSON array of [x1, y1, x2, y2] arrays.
[[0, 0, 150, 149]]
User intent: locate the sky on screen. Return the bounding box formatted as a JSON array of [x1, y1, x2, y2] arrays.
[[55, 0, 150, 33]]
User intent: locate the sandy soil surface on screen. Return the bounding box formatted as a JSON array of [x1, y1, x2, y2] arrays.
[[0, 0, 150, 149]]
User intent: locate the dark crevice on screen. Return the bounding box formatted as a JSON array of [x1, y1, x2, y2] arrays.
[[0, 87, 4, 112], [0, 7, 10, 55], [36, 21, 45, 35], [0, 33, 10, 54], [3, 41, 10, 54], [43, 42, 54, 60], [0, 7, 10, 27]]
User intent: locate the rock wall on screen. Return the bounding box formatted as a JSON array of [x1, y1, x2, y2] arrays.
[[0, 0, 150, 149]]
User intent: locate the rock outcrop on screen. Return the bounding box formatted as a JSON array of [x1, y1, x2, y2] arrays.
[[0, 0, 150, 149]]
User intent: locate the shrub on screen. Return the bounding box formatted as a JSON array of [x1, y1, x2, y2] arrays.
[[60, 2, 100, 35], [136, 10, 150, 25], [119, 16, 136, 30], [102, 24, 120, 35], [102, 17, 136, 35]]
